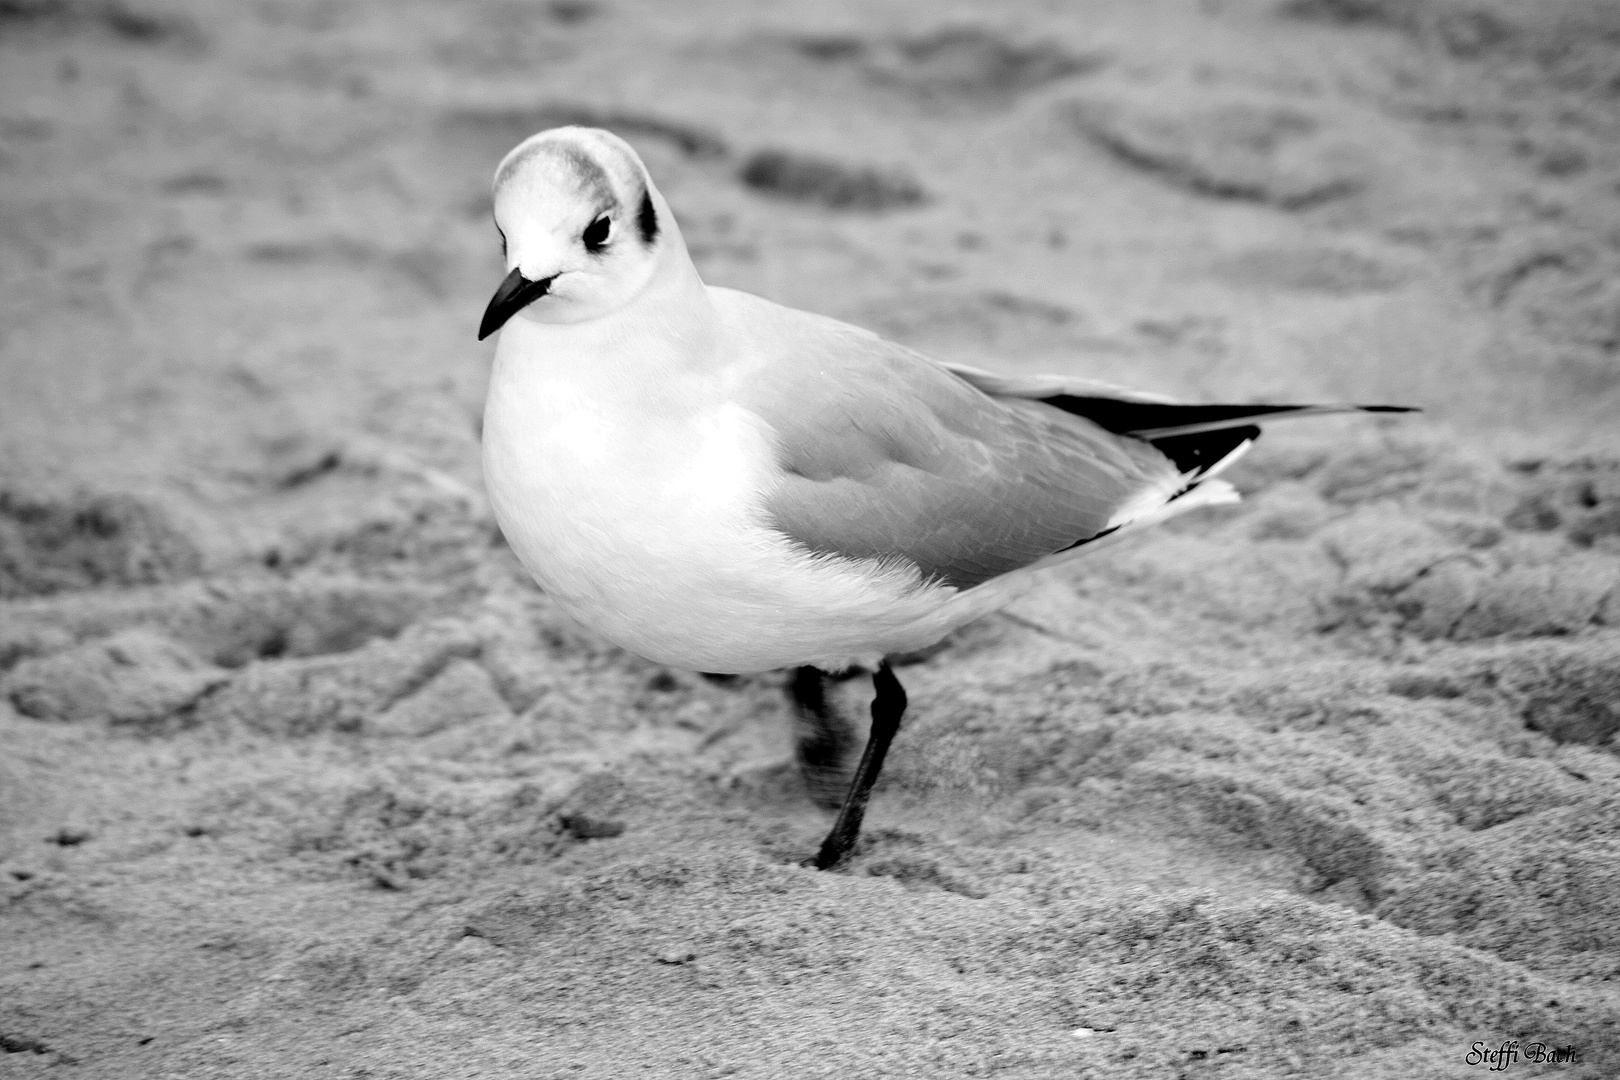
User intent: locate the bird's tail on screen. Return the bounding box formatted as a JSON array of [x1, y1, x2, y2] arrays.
[[1037, 397, 1418, 440], [939, 358, 1418, 492], [1038, 397, 1418, 479], [939, 359, 1417, 442]]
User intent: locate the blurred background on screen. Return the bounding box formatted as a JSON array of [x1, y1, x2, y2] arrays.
[[3, 1, 1619, 1076]]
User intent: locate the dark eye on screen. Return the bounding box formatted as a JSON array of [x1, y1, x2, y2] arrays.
[[582, 215, 611, 252]]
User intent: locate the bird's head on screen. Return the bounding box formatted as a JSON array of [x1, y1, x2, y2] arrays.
[[478, 126, 668, 339]]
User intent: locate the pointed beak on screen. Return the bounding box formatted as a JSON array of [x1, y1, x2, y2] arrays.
[[478, 268, 554, 341]]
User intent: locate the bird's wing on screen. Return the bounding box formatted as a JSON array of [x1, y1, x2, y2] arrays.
[[718, 292, 1203, 591]]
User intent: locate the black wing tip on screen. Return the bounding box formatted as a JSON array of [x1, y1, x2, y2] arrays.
[[1040, 395, 1423, 437], [1150, 424, 1261, 477]]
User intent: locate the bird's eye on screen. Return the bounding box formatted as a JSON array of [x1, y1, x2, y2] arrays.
[[582, 215, 611, 252]]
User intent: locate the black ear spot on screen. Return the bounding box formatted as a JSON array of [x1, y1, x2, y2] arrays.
[[637, 189, 659, 245], [583, 214, 611, 253]]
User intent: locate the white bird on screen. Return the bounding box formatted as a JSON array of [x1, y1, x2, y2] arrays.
[[477, 127, 1412, 869]]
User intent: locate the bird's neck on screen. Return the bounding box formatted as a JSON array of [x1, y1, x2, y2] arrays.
[[621, 235, 717, 363]]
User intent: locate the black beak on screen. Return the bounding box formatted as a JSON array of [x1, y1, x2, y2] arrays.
[[478, 268, 554, 341]]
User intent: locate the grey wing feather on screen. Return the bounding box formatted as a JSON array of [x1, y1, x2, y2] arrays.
[[733, 316, 1179, 591]]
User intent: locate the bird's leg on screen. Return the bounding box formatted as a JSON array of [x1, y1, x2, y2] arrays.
[[811, 661, 907, 871], [788, 665, 855, 811]]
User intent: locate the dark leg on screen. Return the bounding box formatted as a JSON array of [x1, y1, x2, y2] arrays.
[[788, 665, 855, 811], [811, 661, 908, 871]]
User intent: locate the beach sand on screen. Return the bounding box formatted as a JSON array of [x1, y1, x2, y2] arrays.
[[2, 1, 1619, 1076]]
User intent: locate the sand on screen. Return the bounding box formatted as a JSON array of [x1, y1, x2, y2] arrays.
[[3, 0, 1619, 1076]]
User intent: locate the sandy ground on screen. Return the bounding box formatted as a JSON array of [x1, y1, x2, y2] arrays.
[[3, 0, 1620, 1076]]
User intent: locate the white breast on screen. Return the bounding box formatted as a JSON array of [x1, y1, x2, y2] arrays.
[[481, 322, 967, 673]]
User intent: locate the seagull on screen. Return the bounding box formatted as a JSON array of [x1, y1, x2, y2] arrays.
[[476, 127, 1413, 870]]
